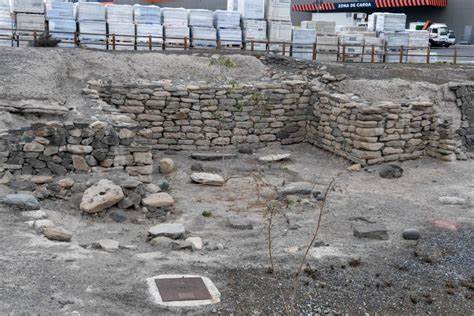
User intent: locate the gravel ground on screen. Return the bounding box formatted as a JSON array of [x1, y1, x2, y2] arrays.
[[0, 144, 472, 314]]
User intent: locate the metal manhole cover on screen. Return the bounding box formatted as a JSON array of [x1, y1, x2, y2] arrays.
[[155, 277, 213, 302]]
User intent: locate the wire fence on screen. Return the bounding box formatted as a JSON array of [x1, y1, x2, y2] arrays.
[[0, 27, 473, 65]]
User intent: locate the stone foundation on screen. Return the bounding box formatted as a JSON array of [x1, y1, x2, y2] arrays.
[[450, 83, 474, 152], [0, 121, 154, 182]]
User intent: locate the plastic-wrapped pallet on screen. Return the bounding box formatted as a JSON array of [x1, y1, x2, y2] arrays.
[[48, 18, 75, 47], [367, 13, 375, 32], [338, 33, 364, 59], [217, 27, 242, 47], [191, 26, 216, 48], [0, 7, 12, 46], [242, 19, 266, 51], [340, 26, 367, 33], [162, 8, 188, 27], [12, 0, 44, 14], [229, 0, 264, 20], [108, 22, 135, 50], [381, 31, 409, 63], [265, 0, 290, 22], [373, 12, 406, 33], [136, 23, 162, 50], [164, 25, 189, 45], [77, 2, 105, 22], [292, 28, 316, 60], [406, 30, 429, 63], [16, 12, 44, 31], [46, 1, 75, 20], [316, 35, 338, 62], [213, 10, 240, 29], [301, 20, 335, 35], [79, 21, 106, 49], [189, 9, 213, 27], [133, 4, 160, 24], [107, 5, 133, 24], [268, 20, 291, 53], [363, 36, 384, 62]]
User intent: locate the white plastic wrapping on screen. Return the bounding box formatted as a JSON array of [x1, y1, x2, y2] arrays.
[[242, 19, 266, 51], [16, 12, 44, 31], [301, 20, 335, 35], [371, 12, 406, 33], [79, 20, 106, 48], [162, 8, 188, 27], [213, 10, 240, 29], [0, 7, 13, 46], [407, 30, 429, 48], [268, 21, 291, 53], [381, 31, 409, 48], [191, 26, 216, 48], [133, 4, 160, 24], [164, 25, 189, 44], [48, 18, 75, 47], [46, 2, 75, 20], [108, 22, 135, 48], [77, 2, 105, 22], [12, 0, 44, 14], [136, 23, 163, 49], [292, 28, 316, 60], [217, 27, 242, 46], [265, 0, 291, 22], [229, 0, 264, 20], [189, 9, 213, 27], [316, 35, 338, 53], [107, 5, 133, 24]]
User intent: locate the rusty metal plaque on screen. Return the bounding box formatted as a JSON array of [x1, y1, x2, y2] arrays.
[[155, 277, 212, 302]]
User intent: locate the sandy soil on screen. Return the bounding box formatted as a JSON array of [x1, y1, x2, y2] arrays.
[[0, 144, 472, 315]]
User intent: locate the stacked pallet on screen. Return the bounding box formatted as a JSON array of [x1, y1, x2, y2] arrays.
[[301, 20, 337, 61], [13, 0, 45, 46], [228, 0, 266, 51], [381, 31, 409, 63], [77, 2, 106, 49], [292, 27, 315, 60], [46, 1, 76, 47], [301, 20, 336, 35], [107, 5, 134, 50], [189, 9, 215, 48], [0, 0, 12, 46], [406, 30, 430, 63], [338, 33, 364, 62], [214, 10, 241, 47], [363, 34, 384, 62], [266, 0, 291, 54], [133, 4, 162, 50], [162, 7, 188, 46], [369, 12, 406, 33]]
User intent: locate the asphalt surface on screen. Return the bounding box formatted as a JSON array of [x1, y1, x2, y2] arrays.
[[431, 45, 474, 64]]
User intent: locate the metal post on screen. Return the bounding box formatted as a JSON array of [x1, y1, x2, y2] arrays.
[[16, 34, 19, 47], [74, 31, 78, 47], [149, 35, 152, 51], [383, 42, 387, 63], [426, 46, 431, 64], [399, 45, 404, 63], [312, 43, 317, 61], [453, 47, 458, 64], [282, 43, 286, 56], [251, 40, 254, 51]]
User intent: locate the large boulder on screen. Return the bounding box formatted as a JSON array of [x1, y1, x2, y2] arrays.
[[142, 192, 175, 208], [80, 179, 124, 213], [0, 193, 40, 210]]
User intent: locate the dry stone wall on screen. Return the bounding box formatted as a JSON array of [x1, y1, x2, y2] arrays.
[[0, 121, 154, 182], [450, 83, 474, 152], [86, 80, 310, 151]]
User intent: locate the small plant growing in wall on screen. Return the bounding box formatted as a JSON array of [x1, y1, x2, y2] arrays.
[[209, 56, 237, 68]]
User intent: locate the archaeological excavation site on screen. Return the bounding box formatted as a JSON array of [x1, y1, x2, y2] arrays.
[[0, 46, 473, 315]]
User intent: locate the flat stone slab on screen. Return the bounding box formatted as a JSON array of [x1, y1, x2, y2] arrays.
[[147, 274, 220, 307], [191, 152, 237, 161], [353, 223, 389, 240], [278, 182, 314, 197], [93, 239, 120, 252], [142, 192, 175, 208], [258, 153, 291, 162], [190, 173, 225, 186], [148, 223, 185, 239], [0, 193, 40, 210]]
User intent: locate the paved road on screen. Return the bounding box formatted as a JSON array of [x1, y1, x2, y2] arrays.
[[431, 45, 474, 64]]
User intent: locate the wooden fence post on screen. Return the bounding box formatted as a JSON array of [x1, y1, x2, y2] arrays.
[[312, 43, 317, 61], [251, 40, 254, 51], [112, 34, 115, 50], [148, 35, 152, 51], [426, 46, 431, 64], [453, 47, 458, 64], [371, 45, 375, 63], [399, 45, 404, 63], [342, 44, 346, 62]]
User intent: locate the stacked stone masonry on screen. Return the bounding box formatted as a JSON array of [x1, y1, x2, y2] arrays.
[[0, 121, 154, 182], [450, 83, 474, 152]]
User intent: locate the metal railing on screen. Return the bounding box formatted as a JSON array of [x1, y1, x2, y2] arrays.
[[0, 27, 472, 65]]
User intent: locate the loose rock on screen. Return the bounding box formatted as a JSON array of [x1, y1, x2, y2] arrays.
[[21, 210, 48, 219], [0, 193, 40, 210], [148, 223, 185, 239], [438, 196, 467, 205], [353, 223, 389, 240], [93, 239, 120, 252], [33, 219, 55, 232], [121, 178, 142, 189], [150, 236, 174, 248], [402, 228, 421, 240], [278, 182, 314, 197], [109, 209, 127, 223], [80, 179, 124, 213], [186, 237, 203, 250], [42, 226, 72, 242], [159, 158, 176, 174], [190, 172, 225, 186], [145, 183, 161, 193], [226, 216, 254, 230], [379, 164, 403, 179], [142, 192, 175, 208], [258, 153, 291, 162]]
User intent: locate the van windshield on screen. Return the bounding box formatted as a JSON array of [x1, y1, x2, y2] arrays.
[[438, 27, 448, 35]]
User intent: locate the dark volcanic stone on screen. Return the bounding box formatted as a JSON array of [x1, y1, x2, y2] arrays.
[[379, 164, 404, 179], [110, 209, 127, 223], [353, 223, 389, 240], [402, 228, 421, 240]]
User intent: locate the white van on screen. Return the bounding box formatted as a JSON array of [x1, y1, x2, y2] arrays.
[[428, 23, 454, 47]]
